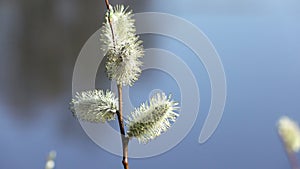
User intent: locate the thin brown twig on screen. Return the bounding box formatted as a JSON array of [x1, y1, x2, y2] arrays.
[[287, 151, 300, 169], [105, 0, 110, 9], [117, 85, 129, 169], [104, 0, 116, 47]]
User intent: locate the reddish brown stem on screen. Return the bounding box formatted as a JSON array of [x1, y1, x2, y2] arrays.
[[287, 149, 299, 169], [117, 85, 129, 169], [105, 0, 110, 9], [104, 0, 116, 47]]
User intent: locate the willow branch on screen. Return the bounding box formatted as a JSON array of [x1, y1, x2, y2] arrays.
[[117, 85, 129, 169], [104, 0, 116, 47], [104, 1, 129, 169], [105, 0, 110, 9], [287, 151, 299, 169]]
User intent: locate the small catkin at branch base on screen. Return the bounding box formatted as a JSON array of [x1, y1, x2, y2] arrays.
[[278, 116, 300, 153], [278, 116, 300, 169]]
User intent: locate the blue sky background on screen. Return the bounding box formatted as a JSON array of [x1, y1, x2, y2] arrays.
[[0, 0, 300, 168]]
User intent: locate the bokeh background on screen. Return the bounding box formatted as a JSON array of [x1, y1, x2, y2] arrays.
[[1, 0, 300, 168]]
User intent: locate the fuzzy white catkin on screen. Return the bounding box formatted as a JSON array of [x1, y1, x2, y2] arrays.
[[278, 116, 300, 152], [100, 5, 144, 86], [45, 150, 56, 169], [70, 90, 118, 123], [127, 92, 179, 143]]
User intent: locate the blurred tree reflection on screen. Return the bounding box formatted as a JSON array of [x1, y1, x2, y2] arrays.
[[0, 0, 151, 136], [18, 0, 105, 108]]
